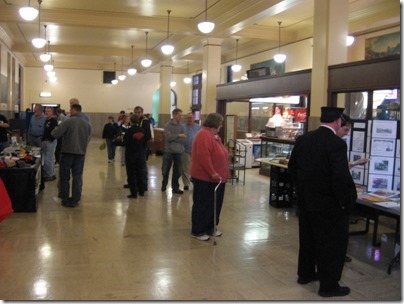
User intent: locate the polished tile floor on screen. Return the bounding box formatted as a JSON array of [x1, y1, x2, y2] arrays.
[[0, 139, 401, 300]]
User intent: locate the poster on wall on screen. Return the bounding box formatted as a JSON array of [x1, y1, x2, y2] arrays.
[[369, 156, 394, 175], [365, 32, 400, 60]]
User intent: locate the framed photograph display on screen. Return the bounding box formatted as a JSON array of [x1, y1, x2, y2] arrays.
[[353, 121, 366, 129], [371, 120, 397, 139], [371, 138, 396, 157], [369, 156, 394, 175], [351, 131, 365, 152], [368, 174, 393, 192], [350, 152, 365, 163], [351, 168, 364, 184]]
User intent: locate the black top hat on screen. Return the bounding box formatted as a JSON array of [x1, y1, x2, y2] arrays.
[[320, 107, 344, 123]]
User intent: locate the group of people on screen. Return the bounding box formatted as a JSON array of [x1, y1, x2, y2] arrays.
[[3, 100, 365, 298], [25, 98, 92, 208], [102, 107, 230, 243]]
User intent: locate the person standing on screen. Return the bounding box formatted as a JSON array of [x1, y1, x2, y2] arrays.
[[120, 114, 131, 166], [288, 107, 357, 298], [190, 113, 228, 241], [54, 108, 68, 165], [0, 113, 9, 152], [181, 112, 200, 190], [42, 107, 58, 181], [28, 104, 46, 147], [124, 115, 146, 199], [102, 116, 119, 163], [51, 104, 91, 208], [133, 106, 152, 190], [161, 108, 186, 194]]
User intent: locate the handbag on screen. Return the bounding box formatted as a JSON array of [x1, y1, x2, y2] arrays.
[[0, 177, 13, 222]]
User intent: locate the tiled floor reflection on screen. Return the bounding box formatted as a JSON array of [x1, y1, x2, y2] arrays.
[[0, 139, 400, 300]]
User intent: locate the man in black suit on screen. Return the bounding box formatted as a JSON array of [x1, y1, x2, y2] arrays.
[[288, 107, 357, 298]]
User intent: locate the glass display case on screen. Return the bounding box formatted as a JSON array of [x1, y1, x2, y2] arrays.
[[259, 136, 295, 176]]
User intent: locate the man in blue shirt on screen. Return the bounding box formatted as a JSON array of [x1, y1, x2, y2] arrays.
[[28, 104, 46, 147], [181, 112, 200, 190]]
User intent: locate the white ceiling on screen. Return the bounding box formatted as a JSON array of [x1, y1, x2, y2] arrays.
[[0, 0, 400, 74]]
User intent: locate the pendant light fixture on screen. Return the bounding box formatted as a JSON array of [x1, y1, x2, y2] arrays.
[[118, 57, 126, 81], [44, 58, 54, 72], [183, 61, 191, 84], [346, 35, 355, 46], [111, 62, 118, 85], [161, 10, 174, 55], [19, 0, 39, 21], [39, 26, 51, 62], [127, 45, 137, 76], [141, 32, 152, 68], [32, 0, 46, 48], [273, 21, 286, 63], [231, 39, 242, 72], [197, 0, 215, 34]]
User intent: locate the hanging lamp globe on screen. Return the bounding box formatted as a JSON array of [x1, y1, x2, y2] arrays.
[[19, 6, 38, 21], [183, 76, 192, 84], [40, 53, 51, 62], [141, 58, 152, 68], [161, 44, 174, 55], [32, 38, 46, 48], [231, 64, 242, 72], [274, 53, 286, 63], [127, 68, 137, 75], [198, 21, 215, 34]]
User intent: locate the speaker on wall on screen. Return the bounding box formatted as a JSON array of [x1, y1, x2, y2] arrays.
[[103, 71, 116, 84]]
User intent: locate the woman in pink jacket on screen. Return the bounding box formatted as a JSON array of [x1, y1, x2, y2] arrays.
[[190, 113, 229, 241]]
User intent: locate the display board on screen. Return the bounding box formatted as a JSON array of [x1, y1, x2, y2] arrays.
[[346, 119, 400, 191]]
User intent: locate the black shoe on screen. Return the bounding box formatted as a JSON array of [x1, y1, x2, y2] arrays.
[[161, 186, 166, 192], [61, 200, 78, 208], [184, 186, 189, 190], [345, 256, 352, 262], [173, 189, 184, 194], [123, 184, 129, 188], [297, 273, 318, 285], [127, 194, 137, 199], [138, 191, 144, 197], [318, 286, 350, 297], [44, 175, 56, 182]]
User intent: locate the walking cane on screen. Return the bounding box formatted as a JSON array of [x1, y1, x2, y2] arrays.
[[213, 176, 222, 246]]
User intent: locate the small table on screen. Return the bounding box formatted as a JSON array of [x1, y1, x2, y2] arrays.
[[350, 195, 400, 274], [257, 158, 294, 208], [0, 159, 43, 212]]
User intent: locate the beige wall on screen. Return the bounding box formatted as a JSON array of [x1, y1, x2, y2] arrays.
[[23, 68, 193, 114]]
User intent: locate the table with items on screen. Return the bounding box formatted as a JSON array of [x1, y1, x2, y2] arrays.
[[0, 146, 44, 212], [256, 157, 295, 208]]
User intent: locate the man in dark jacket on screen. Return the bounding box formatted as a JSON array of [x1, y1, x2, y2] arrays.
[[124, 115, 146, 199], [288, 107, 357, 298]]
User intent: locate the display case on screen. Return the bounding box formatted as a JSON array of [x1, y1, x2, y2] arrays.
[[259, 136, 295, 176]]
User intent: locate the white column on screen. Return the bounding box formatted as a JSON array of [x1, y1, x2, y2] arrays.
[[201, 38, 223, 114], [310, 0, 349, 122]]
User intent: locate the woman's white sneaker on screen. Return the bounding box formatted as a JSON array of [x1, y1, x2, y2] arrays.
[[191, 234, 210, 241], [209, 230, 222, 237]]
